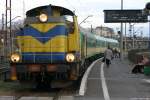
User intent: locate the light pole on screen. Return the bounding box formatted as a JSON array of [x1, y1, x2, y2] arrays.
[[5, 0, 12, 61], [144, 2, 150, 48], [129, 23, 136, 49], [132, 24, 135, 49], [131, 23, 143, 49], [124, 23, 127, 51], [148, 16, 150, 48], [2, 14, 5, 31], [120, 0, 123, 59], [6, 16, 21, 24], [3, 15, 21, 61], [79, 15, 93, 25]]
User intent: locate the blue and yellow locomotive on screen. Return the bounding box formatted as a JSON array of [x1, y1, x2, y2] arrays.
[[10, 5, 118, 86]]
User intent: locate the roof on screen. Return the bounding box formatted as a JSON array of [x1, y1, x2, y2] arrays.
[[26, 4, 75, 17]]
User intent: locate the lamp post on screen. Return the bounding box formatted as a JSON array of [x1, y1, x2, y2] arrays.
[[148, 16, 150, 49], [130, 23, 142, 49], [120, 0, 123, 59], [2, 14, 5, 31], [3, 15, 21, 61], [79, 15, 93, 25], [132, 23, 135, 49], [5, 0, 11, 61], [124, 23, 127, 51], [144, 2, 150, 48], [129, 23, 134, 48], [6, 16, 21, 24]]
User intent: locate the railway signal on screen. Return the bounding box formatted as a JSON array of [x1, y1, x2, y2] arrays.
[[146, 2, 150, 10], [143, 2, 150, 15]]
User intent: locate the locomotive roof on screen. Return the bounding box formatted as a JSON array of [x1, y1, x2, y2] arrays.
[[26, 5, 75, 16]]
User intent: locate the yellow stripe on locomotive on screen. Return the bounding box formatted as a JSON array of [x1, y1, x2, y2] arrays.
[[30, 23, 65, 33], [17, 35, 67, 52]]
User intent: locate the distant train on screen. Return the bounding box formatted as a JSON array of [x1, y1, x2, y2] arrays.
[[10, 5, 119, 87]]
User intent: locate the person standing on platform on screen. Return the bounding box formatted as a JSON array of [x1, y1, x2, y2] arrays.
[[104, 46, 113, 67], [114, 48, 119, 58]]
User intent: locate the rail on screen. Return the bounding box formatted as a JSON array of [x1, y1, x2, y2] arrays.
[[0, 63, 10, 81]]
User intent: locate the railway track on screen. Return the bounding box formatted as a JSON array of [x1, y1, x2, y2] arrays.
[[0, 63, 10, 80], [0, 78, 78, 99], [0, 87, 77, 100], [0, 58, 102, 100], [0, 62, 80, 100]]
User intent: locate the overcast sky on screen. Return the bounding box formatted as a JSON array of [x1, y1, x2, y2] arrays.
[[0, 0, 150, 36]]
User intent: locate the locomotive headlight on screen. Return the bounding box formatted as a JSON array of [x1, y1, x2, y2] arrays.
[[11, 53, 20, 63], [39, 13, 48, 22], [66, 53, 75, 62]]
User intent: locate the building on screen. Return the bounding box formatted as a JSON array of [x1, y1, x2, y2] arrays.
[[95, 26, 116, 38]]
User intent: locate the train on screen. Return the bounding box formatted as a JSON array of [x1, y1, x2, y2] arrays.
[[10, 4, 119, 87]]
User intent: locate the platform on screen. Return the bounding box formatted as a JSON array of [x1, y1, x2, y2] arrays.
[[76, 55, 150, 100]]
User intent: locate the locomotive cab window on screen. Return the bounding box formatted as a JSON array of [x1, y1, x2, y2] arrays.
[[64, 15, 74, 33]]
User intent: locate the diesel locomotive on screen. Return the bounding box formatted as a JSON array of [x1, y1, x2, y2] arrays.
[[10, 5, 119, 86]]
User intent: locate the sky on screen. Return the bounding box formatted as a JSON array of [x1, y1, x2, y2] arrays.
[[0, 0, 150, 37]]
